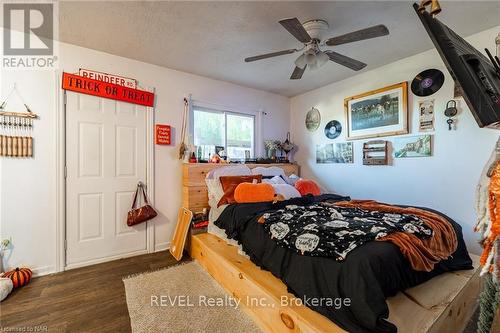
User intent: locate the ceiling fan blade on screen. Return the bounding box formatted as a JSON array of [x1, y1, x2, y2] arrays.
[[290, 65, 306, 80], [279, 18, 312, 43], [325, 24, 389, 46], [244, 49, 297, 62], [325, 51, 367, 71]]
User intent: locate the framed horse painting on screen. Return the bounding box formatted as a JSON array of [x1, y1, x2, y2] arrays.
[[344, 82, 408, 140]]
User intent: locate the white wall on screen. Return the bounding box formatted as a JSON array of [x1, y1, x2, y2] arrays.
[[290, 26, 500, 255], [2, 24, 498, 274], [0, 42, 290, 275]]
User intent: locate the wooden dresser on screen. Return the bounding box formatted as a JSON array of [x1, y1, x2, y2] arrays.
[[181, 163, 300, 212]]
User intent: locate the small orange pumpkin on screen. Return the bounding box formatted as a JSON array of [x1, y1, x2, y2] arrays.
[[3, 267, 32, 288], [234, 182, 276, 203]]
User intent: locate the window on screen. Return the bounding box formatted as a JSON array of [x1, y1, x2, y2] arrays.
[[192, 106, 255, 161]]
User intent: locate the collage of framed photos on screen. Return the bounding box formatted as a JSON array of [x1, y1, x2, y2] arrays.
[[307, 69, 448, 164]]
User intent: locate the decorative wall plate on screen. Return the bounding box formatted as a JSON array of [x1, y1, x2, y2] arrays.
[[324, 120, 342, 139], [305, 107, 321, 132]]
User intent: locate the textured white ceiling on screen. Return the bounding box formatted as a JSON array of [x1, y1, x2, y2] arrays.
[[59, 1, 500, 97]]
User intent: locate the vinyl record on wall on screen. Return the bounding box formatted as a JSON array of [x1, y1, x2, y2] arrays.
[[305, 107, 321, 132], [324, 120, 342, 139], [411, 69, 445, 97]]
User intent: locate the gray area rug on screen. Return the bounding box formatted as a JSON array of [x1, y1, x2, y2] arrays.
[[123, 261, 262, 333]]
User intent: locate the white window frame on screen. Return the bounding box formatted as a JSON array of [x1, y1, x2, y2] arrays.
[[189, 99, 262, 159]]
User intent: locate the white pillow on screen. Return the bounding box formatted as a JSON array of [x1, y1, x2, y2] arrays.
[[285, 174, 300, 186], [272, 184, 301, 200], [0, 278, 13, 302], [205, 165, 252, 208], [262, 175, 287, 185], [206, 165, 251, 180], [206, 178, 225, 208], [251, 166, 285, 178]]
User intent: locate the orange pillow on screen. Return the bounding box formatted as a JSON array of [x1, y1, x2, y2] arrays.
[[295, 179, 321, 196], [218, 175, 262, 206], [234, 182, 276, 203]]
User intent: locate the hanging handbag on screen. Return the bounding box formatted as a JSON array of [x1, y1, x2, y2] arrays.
[[127, 183, 157, 226]]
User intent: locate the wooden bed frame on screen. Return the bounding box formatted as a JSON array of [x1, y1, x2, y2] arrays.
[[182, 163, 481, 333]]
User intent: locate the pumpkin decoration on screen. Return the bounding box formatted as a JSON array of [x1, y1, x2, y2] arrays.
[[3, 267, 32, 288], [234, 182, 276, 203], [295, 179, 321, 196]]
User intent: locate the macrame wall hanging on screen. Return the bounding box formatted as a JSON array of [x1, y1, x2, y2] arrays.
[[475, 137, 500, 332], [178, 97, 189, 160], [0, 84, 38, 158]]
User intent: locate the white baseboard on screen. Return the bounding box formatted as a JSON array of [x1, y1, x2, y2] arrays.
[[154, 241, 170, 252], [31, 265, 56, 277], [65, 249, 148, 271], [16, 244, 170, 278]]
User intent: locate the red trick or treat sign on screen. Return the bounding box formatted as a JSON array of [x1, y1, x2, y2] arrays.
[[62, 72, 155, 107], [155, 125, 171, 145]]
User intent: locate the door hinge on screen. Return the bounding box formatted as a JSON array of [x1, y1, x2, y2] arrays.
[[64, 239, 67, 251], [63, 92, 67, 105], [64, 165, 67, 179]]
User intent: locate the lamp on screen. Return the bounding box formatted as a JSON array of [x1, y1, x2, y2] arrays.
[[295, 54, 307, 69], [295, 50, 329, 71], [316, 51, 329, 67]]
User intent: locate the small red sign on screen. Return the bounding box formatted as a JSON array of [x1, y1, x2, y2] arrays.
[[62, 72, 154, 107], [155, 125, 171, 145]]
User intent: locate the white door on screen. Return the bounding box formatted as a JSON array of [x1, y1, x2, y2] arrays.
[[65, 92, 149, 269]]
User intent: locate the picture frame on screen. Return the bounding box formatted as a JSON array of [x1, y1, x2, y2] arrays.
[[393, 135, 432, 158], [344, 82, 408, 140], [316, 142, 354, 164]]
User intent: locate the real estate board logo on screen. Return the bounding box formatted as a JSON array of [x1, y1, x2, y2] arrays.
[[2, 2, 58, 69]]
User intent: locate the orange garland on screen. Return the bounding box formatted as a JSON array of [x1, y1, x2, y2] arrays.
[[480, 162, 500, 272]]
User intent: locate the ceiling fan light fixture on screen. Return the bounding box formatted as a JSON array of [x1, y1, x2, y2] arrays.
[[305, 52, 317, 65], [316, 51, 329, 67], [309, 61, 319, 71], [294, 54, 307, 69]]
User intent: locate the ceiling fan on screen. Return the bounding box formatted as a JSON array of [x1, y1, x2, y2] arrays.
[[244, 18, 389, 80]]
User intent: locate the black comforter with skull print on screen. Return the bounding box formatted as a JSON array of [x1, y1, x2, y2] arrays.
[[215, 194, 473, 333], [261, 202, 433, 260]]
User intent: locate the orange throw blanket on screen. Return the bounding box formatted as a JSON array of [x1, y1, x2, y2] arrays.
[[335, 200, 458, 272]]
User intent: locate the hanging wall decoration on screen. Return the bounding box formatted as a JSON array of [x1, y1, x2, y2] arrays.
[[0, 85, 38, 158], [363, 140, 389, 166], [324, 120, 342, 139], [418, 99, 435, 132], [305, 107, 321, 132], [155, 124, 171, 145], [411, 69, 444, 97], [79, 68, 137, 89], [344, 82, 408, 140], [316, 142, 353, 164], [444, 100, 458, 130], [62, 72, 155, 107], [393, 135, 432, 158]]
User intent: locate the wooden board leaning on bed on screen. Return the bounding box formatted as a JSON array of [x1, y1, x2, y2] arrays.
[[181, 163, 300, 211], [182, 163, 481, 333]]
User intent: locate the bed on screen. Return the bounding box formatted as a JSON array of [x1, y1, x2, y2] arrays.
[[182, 163, 481, 333]]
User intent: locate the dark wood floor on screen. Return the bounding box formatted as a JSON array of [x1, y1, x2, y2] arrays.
[[0, 251, 184, 332], [0, 250, 479, 333]]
